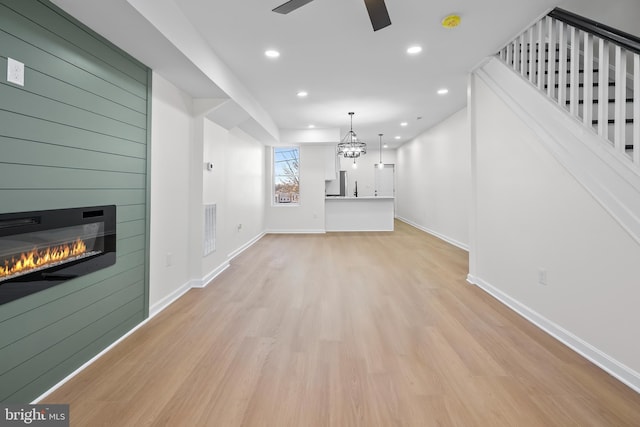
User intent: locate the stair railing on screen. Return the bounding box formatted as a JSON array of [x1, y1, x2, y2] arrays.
[[497, 8, 640, 167]]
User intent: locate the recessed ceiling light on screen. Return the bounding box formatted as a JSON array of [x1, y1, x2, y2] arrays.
[[383, 144, 388, 148], [394, 136, 401, 140], [406, 45, 422, 55], [437, 88, 449, 95], [400, 122, 408, 127], [297, 91, 308, 98], [308, 124, 315, 129], [265, 50, 280, 58]]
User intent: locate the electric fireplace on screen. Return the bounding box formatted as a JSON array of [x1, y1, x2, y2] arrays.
[[0, 205, 116, 305]]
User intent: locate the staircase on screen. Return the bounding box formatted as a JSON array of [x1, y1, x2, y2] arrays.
[[497, 8, 640, 167]]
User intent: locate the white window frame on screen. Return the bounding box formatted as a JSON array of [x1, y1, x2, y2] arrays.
[[272, 146, 300, 206]]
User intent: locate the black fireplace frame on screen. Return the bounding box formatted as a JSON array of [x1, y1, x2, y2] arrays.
[[0, 205, 117, 305]]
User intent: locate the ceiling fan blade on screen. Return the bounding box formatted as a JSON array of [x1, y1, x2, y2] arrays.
[[272, 0, 315, 14], [363, 0, 391, 31]]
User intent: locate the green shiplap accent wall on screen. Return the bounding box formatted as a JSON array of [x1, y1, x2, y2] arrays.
[[0, 0, 151, 402]]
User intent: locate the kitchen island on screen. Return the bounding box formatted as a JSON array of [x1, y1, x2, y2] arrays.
[[325, 196, 395, 232]]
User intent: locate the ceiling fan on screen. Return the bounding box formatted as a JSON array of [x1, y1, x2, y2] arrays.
[[272, 0, 392, 32]]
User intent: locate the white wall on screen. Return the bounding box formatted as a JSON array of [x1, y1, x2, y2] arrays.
[[336, 148, 397, 198], [149, 72, 266, 313], [470, 74, 640, 387], [395, 109, 470, 250], [264, 145, 326, 233], [559, 0, 640, 38], [220, 127, 266, 255], [149, 72, 194, 309], [193, 121, 266, 280]]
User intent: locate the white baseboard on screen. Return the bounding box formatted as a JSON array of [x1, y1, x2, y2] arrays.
[[227, 231, 266, 259], [149, 280, 192, 318], [265, 229, 326, 234], [189, 261, 230, 289], [467, 274, 640, 394], [396, 216, 469, 251]]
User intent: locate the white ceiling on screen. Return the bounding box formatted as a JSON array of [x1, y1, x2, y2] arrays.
[[51, 0, 559, 148]]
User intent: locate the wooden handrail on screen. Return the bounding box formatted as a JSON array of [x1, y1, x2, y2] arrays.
[[549, 8, 640, 54]]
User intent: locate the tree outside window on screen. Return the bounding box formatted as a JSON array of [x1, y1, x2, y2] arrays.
[[274, 147, 300, 204]]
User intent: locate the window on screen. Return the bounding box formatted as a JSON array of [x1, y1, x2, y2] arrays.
[[273, 146, 300, 205]]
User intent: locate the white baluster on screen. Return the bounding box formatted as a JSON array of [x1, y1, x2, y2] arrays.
[[569, 26, 580, 116], [634, 54, 639, 164], [583, 32, 594, 127], [520, 33, 526, 76], [547, 18, 557, 100], [528, 26, 535, 84], [614, 46, 627, 152], [598, 39, 609, 140], [558, 22, 567, 108], [537, 20, 544, 90], [506, 41, 513, 68]]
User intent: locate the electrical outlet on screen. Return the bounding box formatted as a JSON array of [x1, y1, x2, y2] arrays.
[[7, 58, 24, 86], [538, 268, 548, 286], [166, 252, 173, 267], [237, 223, 242, 232]]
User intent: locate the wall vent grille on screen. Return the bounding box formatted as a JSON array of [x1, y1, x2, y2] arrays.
[[203, 204, 216, 256]]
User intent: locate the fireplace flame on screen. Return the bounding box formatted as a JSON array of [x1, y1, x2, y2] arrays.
[[0, 239, 87, 280]]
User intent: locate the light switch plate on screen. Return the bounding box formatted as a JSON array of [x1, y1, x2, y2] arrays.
[[7, 58, 25, 86]]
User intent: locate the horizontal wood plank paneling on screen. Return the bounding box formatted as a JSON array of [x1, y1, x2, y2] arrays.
[[2, 0, 147, 83], [0, 0, 150, 403], [0, 31, 147, 114], [0, 84, 146, 143], [117, 236, 147, 257], [117, 219, 146, 238], [10, 311, 144, 403], [117, 204, 147, 223], [0, 190, 146, 214], [0, 3, 147, 98], [1, 295, 145, 402], [0, 272, 144, 366], [0, 136, 146, 174], [0, 164, 145, 190], [0, 57, 147, 128], [0, 110, 147, 158]]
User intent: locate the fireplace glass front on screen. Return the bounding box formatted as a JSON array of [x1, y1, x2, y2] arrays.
[[0, 205, 116, 305]]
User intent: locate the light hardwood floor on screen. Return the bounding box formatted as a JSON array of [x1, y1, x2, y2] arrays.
[[45, 221, 640, 426]]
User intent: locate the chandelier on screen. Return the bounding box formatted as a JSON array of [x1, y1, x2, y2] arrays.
[[337, 112, 367, 159]]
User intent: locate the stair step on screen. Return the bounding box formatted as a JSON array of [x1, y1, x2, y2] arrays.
[[546, 82, 615, 89], [592, 119, 634, 125], [590, 121, 637, 146], [566, 98, 634, 105], [528, 69, 600, 76]]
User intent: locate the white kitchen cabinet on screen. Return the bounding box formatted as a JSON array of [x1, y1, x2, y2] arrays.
[[324, 146, 338, 180]]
